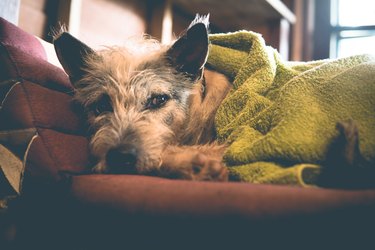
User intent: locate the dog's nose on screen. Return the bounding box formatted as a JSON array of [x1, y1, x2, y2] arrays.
[[106, 145, 138, 174]]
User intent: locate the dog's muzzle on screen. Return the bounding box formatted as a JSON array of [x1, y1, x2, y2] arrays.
[[105, 144, 138, 174]]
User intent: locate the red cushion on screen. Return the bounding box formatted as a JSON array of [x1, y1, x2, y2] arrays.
[[0, 17, 46, 61], [0, 17, 90, 181]]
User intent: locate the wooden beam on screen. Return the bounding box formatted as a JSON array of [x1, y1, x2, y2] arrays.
[[147, 0, 173, 43], [265, 0, 296, 24], [57, 0, 82, 37], [279, 18, 290, 60], [291, 0, 303, 61], [313, 0, 331, 59], [161, 0, 173, 44]]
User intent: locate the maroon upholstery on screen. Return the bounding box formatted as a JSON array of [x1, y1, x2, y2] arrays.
[[1, 17, 375, 249], [0, 17, 89, 181]]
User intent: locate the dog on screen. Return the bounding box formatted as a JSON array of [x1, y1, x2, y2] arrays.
[[54, 15, 232, 181]]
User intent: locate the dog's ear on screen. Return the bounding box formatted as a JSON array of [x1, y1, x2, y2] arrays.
[[166, 15, 209, 79], [53, 32, 96, 84]]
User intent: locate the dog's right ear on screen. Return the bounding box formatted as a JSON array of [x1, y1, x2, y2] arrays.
[[166, 15, 209, 80], [53, 32, 96, 84]]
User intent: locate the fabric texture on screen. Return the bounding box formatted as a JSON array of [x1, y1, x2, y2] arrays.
[[208, 31, 375, 187], [0, 17, 90, 187]]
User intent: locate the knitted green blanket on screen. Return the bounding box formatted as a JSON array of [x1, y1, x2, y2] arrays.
[[207, 31, 375, 187]]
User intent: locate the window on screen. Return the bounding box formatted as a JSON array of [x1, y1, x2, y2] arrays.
[[330, 0, 375, 58]]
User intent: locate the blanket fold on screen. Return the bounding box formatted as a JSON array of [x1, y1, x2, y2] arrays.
[[207, 31, 375, 187]]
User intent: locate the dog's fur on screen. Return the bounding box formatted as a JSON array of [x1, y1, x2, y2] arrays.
[[53, 14, 371, 187], [54, 15, 231, 181]]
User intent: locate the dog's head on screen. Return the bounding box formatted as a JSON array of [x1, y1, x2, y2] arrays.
[[54, 15, 210, 174]]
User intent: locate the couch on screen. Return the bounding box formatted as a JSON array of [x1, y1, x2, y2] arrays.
[[1, 17, 375, 249]]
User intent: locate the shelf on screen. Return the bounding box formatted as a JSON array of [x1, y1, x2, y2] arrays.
[[172, 0, 296, 32]]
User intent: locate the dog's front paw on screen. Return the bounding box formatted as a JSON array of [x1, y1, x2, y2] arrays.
[[92, 162, 107, 174], [190, 153, 228, 181], [161, 149, 228, 181]]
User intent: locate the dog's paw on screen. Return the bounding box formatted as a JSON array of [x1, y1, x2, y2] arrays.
[[92, 163, 106, 174], [161, 149, 228, 182], [190, 153, 228, 181]]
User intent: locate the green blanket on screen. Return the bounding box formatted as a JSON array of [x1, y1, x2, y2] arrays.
[[207, 31, 375, 187]]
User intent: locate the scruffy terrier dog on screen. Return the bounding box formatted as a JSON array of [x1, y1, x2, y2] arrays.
[[54, 16, 231, 181]]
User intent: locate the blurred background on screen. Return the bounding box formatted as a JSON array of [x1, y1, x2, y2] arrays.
[[1, 0, 375, 61]]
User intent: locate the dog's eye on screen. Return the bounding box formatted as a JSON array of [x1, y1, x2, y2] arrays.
[[146, 94, 170, 110], [92, 95, 113, 116]]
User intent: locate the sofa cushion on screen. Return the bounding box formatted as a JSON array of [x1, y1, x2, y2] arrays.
[[0, 17, 90, 183]]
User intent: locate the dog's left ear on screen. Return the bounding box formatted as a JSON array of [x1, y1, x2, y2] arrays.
[[166, 15, 209, 79], [53, 32, 97, 84]]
